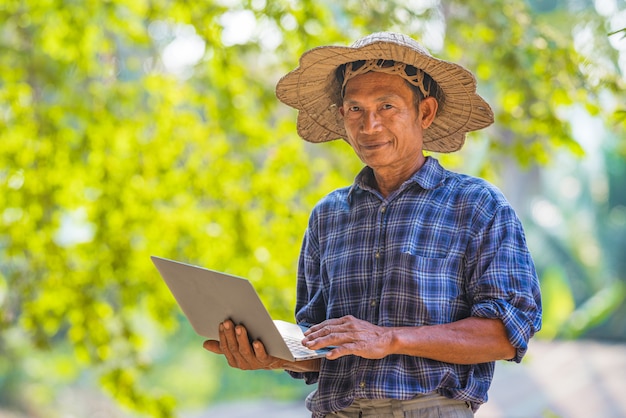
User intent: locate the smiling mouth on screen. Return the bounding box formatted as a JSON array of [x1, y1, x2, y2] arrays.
[[362, 141, 389, 150]]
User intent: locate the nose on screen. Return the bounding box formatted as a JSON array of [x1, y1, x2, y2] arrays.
[[361, 110, 382, 134]]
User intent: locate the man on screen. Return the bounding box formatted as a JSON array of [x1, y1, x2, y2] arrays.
[[203, 32, 542, 417]]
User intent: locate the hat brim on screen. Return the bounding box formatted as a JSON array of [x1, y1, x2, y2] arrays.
[[276, 33, 494, 153]]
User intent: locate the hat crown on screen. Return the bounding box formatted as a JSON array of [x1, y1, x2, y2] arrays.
[[350, 32, 433, 59]]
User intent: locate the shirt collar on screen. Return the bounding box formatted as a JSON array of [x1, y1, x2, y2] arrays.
[[348, 156, 447, 200]]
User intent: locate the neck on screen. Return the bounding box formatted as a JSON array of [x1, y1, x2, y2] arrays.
[[372, 155, 427, 198]]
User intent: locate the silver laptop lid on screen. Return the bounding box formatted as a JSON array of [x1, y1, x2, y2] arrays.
[[151, 256, 295, 361]]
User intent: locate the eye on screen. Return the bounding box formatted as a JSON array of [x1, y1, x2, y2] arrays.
[[381, 103, 394, 110], [348, 105, 361, 112]]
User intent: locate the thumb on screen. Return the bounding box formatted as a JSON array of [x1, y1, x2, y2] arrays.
[[203, 339, 223, 354]]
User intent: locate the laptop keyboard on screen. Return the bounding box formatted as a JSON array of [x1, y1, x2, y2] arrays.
[[284, 335, 321, 356]]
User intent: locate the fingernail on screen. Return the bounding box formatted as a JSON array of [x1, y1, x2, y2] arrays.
[[224, 321, 230, 330]]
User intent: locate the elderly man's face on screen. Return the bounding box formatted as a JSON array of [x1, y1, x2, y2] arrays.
[[340, 71, 436, 176]]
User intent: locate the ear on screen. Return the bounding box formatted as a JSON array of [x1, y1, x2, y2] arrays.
[[419, 97, 438, 129]]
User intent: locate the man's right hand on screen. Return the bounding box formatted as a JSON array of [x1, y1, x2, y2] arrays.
[[202, 320, 321, 372], [202, 320, 286, 370]]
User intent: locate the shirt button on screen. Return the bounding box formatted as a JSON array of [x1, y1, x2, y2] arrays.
[[370, 299, 377, 307], [359, 381, 366, 389], [381, 206, 387, 214], [375, 252, 380, 259]]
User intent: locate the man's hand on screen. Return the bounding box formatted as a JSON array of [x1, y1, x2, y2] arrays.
[[303, 315, 393, 360], [202, 320, 285, 370], [202, 320, 321, 372], [302, 315, 516, 364]]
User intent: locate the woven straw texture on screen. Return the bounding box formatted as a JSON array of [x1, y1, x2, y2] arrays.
[[276, 32, 494, 153]]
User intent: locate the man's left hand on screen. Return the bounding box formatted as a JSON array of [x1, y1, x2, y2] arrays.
[[303, 315, 393, 360]]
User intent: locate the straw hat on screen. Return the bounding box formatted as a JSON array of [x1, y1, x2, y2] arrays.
[[275, 32, 494, 153]]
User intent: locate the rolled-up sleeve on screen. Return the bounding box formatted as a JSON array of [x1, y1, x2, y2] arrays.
[[466, 203, 542, 363]]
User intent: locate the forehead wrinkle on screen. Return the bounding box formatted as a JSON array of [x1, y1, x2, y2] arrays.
[[343, 92, 407, 105]]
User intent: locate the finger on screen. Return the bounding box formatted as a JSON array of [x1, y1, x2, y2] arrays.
[[304, 331, 342, 350], [222, 320, 240, 352], [232, 325, 257, 369], [305, 323, 333, 341], [218, 322, 238, 367], [304, 320, 323, 334], [252, 339, 270, 360], [306, 322, 348, 344], [203, 340, 223, 354], [325, 345, 349, 360], [252, 340, 273, 368], [252, 341, 284, 369], [307, 316, 357, 337], [307, 317, 343, 332], [305, 318, 334, 335], [224, 324, 255, 369], [252, 340, 281, 366], [304, 324, 319, 335], [235, 325, 255, 357], [307, 326, 368, 351]]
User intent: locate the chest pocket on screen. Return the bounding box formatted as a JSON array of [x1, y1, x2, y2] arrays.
[[380, 252, 469, 326], [399, 218, 454, 259]]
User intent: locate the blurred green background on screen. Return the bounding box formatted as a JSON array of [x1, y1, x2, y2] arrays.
[[1, 0, 625, 417]]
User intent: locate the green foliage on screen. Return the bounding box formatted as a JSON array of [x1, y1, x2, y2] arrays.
[[560, 281, 626, 339], [444, 0, 590, 166], [1, 0, 624, 416], [540, 266, 624, 340], [539, 266, 575, 339]]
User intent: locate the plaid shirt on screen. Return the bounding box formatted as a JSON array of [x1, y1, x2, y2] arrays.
[[290, 157, 542, 416]]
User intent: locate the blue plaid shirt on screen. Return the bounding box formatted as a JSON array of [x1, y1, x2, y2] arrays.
[[290, 157, 542, 416]]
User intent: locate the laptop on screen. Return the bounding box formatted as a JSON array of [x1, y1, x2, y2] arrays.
[[151, 256, 330, 362]]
